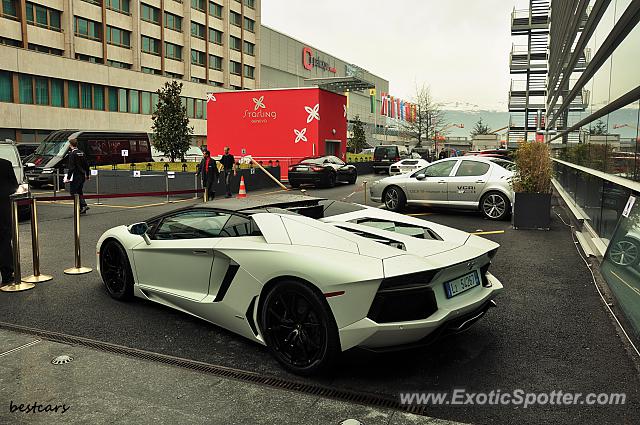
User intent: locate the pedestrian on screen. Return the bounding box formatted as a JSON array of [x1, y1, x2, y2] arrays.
[[438, 148, 447, 160], [0, 157, 18, 284], [67, 139, 91, 214], [220, 146, 236, 198], [196, 149, 219, 200]]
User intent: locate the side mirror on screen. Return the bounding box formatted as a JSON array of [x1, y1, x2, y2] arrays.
[[129, 222, 151, 245], [25, 162, 35, 169], [415, 174, 426, 181]]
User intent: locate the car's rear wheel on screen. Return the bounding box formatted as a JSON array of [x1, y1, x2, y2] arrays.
[[480, 192, 510, 220], [260, 280, 340, 375], [348, 171, 357, 184], [609, 238, 640, 266], [290, 181, 300, 189], [100, 240, 134, 300], [383, 186, 406, 212], [327, 172, 337, 188]]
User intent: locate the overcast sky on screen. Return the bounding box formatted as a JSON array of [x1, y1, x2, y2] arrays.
[[262, 0, 528, 111]]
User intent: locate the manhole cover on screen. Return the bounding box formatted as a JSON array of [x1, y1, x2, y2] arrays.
[[51, 355, 73, 365], [339, 420, 363, 425]]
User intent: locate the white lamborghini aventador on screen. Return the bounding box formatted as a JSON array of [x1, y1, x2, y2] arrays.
[[97, 194, 503, 375]]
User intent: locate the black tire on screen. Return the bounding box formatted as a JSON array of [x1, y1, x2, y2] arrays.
[[290, 181, 300, 189], [30, 182, 43, 189], [609, 237, 640, 267], [100, 240, 134, 300], [327, 172, 337, 188], [260, 280, 340, 376], [480, 191, 510, 220], [348, 171, 357, 184], [383, 185, 407, 212]]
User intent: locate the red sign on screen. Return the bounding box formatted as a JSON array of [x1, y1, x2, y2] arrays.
[[302, 47, 336, 74], [207, 88, 347, 178]]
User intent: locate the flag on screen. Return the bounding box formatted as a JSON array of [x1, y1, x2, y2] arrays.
[[390, 96, 394, 118], [369, 88, 376, 114], [400, 100, 405, 121], [380, 93, 386, 116]]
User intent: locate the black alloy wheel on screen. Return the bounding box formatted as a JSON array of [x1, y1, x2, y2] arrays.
[[327, 172, 337, 188], [290, 181, 300, 189], [100, 240, 134, 300], [260, 280, 339, 375]]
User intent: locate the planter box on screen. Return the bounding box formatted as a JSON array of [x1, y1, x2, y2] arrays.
[[513, 192, 552, 230]]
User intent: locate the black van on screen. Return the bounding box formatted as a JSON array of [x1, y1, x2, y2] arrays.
[[373, 145, 408, 174], [24, 130, 152, 188]]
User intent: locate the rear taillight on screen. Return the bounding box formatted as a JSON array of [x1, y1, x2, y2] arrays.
[[288, 166, 295, 171], [311, 166, 324, 172], [394, 157, 400, 161]]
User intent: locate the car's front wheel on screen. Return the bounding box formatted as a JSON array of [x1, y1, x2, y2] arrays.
[[480, 192, 510, 220], [100, 240, 134, 300], [260, 280, 340, 375], [609, 238, 640, 267], [383, 186, 406, 212], [347, 171, 357, 184], [326, 172, 337, 188]]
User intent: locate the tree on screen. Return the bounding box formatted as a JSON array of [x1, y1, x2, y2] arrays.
[[349, 115, 366, 153], [151, 80, 193, 162], [402, 84, 447, 148], [588, 119, 608, 135], [470, 118, 491, 137]]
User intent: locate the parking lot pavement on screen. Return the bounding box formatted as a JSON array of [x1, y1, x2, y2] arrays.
[[2, 185, 640, 424], [0, 329, 464, 425]]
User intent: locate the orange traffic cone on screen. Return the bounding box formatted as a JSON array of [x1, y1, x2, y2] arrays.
[[237, 176, 247, 198]]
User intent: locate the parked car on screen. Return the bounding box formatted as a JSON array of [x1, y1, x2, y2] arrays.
[[97, 193, 503, 375], [373, 145, 409, 173], [369, 157, 514, 220], [288, 156, 357, 188], [389, 158, 430, 176], [465, 149, 513, 161], [0, 140, 31, 218]]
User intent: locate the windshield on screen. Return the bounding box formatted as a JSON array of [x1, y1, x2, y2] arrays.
[[34, 140, 69, 157], [0, 145, 20, 166]]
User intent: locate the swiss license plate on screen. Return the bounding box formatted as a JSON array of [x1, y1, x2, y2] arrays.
[[297, 167, 309, 171], [444, 271, 480, 298]]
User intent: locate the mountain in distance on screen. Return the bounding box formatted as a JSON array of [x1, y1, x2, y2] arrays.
[[441, 110, 511, 139]]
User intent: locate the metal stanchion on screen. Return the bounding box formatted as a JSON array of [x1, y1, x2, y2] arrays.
[[193, 174, 199, 199], [94, 171, 102, 205], [53, 169, 59, 199], [1, 197, 35, 292], [204, 187, 209, 203], [63, 194, 92, 275], [23, 198, 52, 283], [363, 181, 368, 205], [165, 174, 170, 203]]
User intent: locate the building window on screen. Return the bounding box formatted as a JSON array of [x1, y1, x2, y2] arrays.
[[51, 79, 63, 107], [209, 55, 222, 71], [118, 88, 128, 112], [141, 36, 160, 55], [75, 53, 103, 64], [81, 83, 92, 109], [82, 0, 102, 5], [68, 82, 79, 108], [34, 77, 49, 105], [141, 3, 160, 24], [1, 0, 18, 19], [164, 12, 182, 32], [230, 60, 241, 76], [108, 87, 117, 111], [209, 1, 222, 18], [129, 89, 139, 113], [186, 97, 195, 118], [190, 77, 206, 83], [152, 92, 159, 112], [231, 85, 242, 90], [25, 3, 61, 31], [243, 17, 254, 33], [191, 22, 205, 39], [191, 0, 205, 12], [75, 16, 102, 41], [18, 75, 33, 104], [0, 71, 12, 102], [244, 0, 254, 9], [164, 42, 183, 61], [106, 0, 130, 15], [229, 35, 241, 51], [243, 64, 254, 79], [230, 11, 241, 27], [94, 85, 104, 110], [243, 40, 254, 56], [209, 80, 223, 87], [164, 71, 183, 79], [0, 37, 21, 47], [209, 28, 223, 45], [141, 67, 161, 75], [28, 44, 63, 56], [191, 49, 206, 66], [107, 60, 132, 69], [141, 91, 152, 114], [107, 26, 131, 48]]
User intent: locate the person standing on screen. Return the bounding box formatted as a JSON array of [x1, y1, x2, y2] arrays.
[[0, 157, 18, 284], [220, 147, 236, 198], [67, 139, 91, 214], [196, 150, 219, 200]]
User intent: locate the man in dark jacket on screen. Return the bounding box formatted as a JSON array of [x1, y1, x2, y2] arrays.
[[220, 147, 236, 198], [67, 139, 91, 214], [196, 150, 219, 200], [0, 157, 19, 284]]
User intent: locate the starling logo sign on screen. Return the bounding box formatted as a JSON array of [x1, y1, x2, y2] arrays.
[[302, 47, 337, 73]]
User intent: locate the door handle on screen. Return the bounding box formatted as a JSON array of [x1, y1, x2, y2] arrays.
[[437, 180, 447, 184], [192, 250, 209, 255], [476, 180, 486, 183]]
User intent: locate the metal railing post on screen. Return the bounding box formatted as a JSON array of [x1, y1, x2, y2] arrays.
[[95, 170, 102, 205], [1, 198, 35, 292], [363, 181, 368, 205], [165, 174, 170, 203], [64, 194, 92, 275], [23, 198, 52, 283], [54, 169, 59, 199], [204, 187, 209, 203], [193, 173, 199, 199]]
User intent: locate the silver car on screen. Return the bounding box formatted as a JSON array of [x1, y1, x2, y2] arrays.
[[369, 157, 514, 220]]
